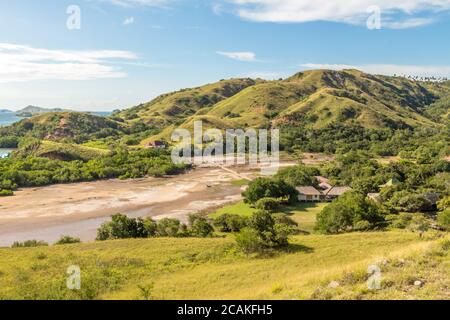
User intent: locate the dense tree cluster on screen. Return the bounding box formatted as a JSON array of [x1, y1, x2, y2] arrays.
[[96, 213, 214, 241], [0, 148, 189, 195]]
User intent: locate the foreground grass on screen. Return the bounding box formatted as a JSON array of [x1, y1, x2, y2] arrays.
[[0, 231, 444, 300]]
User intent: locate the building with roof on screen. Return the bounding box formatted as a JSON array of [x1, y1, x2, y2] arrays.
[[296, 186, 322, 202], [325, 186, 353, 201]]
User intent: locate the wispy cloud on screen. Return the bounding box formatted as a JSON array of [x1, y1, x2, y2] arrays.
[[123, 16, 135, 25], [225, 0, 450, 29], [300, 63, 450, 77], [94, 0, 169, 7], [217, 51, 257, 62], [0, 43, 137, 82]]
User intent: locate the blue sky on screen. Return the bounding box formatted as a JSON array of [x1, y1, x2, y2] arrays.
[[1, 0, 450, 111]]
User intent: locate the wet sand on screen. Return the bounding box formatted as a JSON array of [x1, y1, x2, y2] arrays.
[[0, 167, 249, 247]]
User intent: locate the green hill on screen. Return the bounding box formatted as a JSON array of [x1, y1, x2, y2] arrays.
[[116, 78, 261, 127], [0, 112, 125, 143], [126, 69, 449, 142], [13, 140, 110, 161]]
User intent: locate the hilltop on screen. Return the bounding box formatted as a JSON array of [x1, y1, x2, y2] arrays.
[[115, 69, 449, 142], [15, 105, 72, 117]]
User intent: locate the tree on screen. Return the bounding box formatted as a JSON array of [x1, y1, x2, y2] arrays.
[[96, 214, 148, 240], [315, 191, 384, 234], [235, 211, 292, 254], [386, 191, 433, 213], [188, 214, 214, 237], [242, 178, 298, 205], [156, 218, 187, 237], [214, 214, 248, 232], [274, 165, 319, 187], [255, 197, 281, 212]]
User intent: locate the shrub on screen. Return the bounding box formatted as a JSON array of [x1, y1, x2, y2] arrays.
[[272, 213, 298, 228], [235, 211, 292, 254], [235, 227, 264, 255], [143, 219, 158, 237], [255, 197, 282, 212], [243, 178, 298, 205], [0, 189, 13, 197], [188, 214, 214, 238], [437, 210, 450, 230], [386, 190, 433, 213], [315, 191, 384, 234], [12, 240, 49, 248], [156, 218, 187, 237], [407, 213, 431, 234], [96, 214, 148, 241], [55, 236, 81, 245], [214, 214, 248, 232]]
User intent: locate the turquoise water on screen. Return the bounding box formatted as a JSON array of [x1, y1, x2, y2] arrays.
[[0, 148, 14, 158], [0, 112, 22, 127]]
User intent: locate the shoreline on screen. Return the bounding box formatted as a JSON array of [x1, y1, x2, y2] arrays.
[[0, 166, 250, 247]]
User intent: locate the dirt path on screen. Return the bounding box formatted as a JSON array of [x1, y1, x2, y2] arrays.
[[0, 167, 253, 247]]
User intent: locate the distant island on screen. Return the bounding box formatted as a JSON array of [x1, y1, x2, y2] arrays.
[[0, 109, 13, 113], [16, 105, 72, 117]]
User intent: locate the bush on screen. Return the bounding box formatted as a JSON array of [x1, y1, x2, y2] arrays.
[[156, 218, 187, 237], [96, 214, 148, 240], [214, 214, 248, 232], [272, 213, 298, 227], [255, 197, 282, 212], [235, 227, 264, 255], [386, 190, 434, 213], [0, 189, 13, 197], [12, 240, 49, 248], [315, 191, 384, 234], [437, 210, 450, 230], [386, 213, 412, 229], [235, 211, 293, 254], [407, 214, 431, 234], [188, 214, 214, 237], [55, 236, 81, 245], [243, 178, 298, 205]]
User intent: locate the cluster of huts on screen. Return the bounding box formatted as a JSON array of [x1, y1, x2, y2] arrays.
[[296, 176, 352, 202]]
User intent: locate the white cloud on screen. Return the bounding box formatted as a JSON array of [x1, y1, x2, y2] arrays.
[[95, 0, 169, 7], [217, 51, 257, 62], [226, 0, 450, 28], [123, 16, 135, 25], [0, 43, 137, 83], [300, 63, 450, 77]]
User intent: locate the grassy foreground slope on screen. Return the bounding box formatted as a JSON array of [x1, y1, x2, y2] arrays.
[[0, 232, 447, 300]]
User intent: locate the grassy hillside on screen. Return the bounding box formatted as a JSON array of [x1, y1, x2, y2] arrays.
[[138, 69, 449, 141], [13, 140, 110, 161], [0, 112, 124, 143], [0, 231, 446, 300], [116, 78, 260, 127]]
